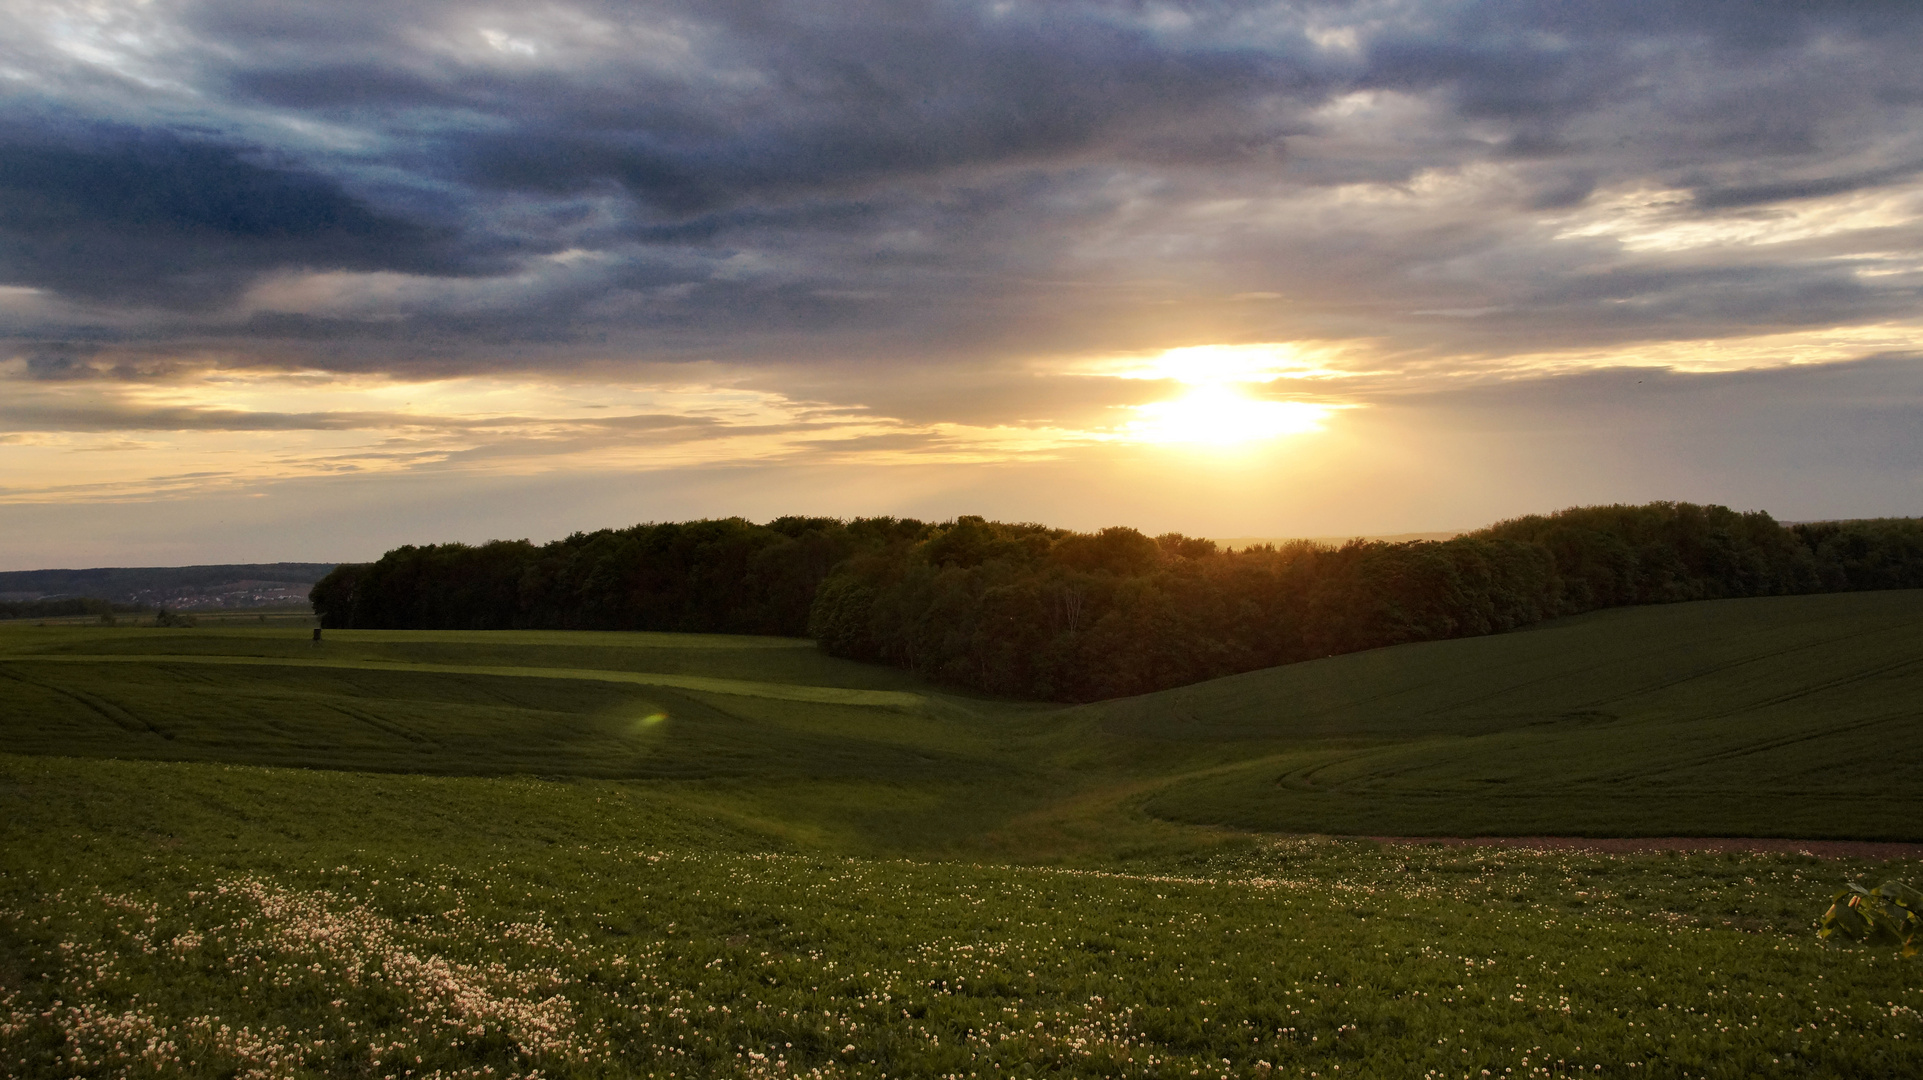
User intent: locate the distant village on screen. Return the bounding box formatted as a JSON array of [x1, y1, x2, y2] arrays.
[[0, 563, 334, 613], [93, 580, 317, 610]]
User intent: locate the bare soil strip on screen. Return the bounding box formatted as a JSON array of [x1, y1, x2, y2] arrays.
[[1359, 835, 1923, 860]]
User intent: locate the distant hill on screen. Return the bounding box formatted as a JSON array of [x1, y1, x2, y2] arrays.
[[0, 563, 335, 611]]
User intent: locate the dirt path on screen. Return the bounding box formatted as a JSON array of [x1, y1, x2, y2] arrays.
[[1361, 835, 1923, 860]]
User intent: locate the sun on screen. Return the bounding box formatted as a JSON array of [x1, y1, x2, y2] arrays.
[[1122, 382, 1336, 446], [1099, 342, 1350, 447]]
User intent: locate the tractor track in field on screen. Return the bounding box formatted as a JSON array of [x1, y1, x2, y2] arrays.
[[1361, 834, 1923, 859]]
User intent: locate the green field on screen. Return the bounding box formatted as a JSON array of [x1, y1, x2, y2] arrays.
[[4, 592, 1922, 1077], [1119, 590, 1923, 841], [7, 589, 1922, 845]]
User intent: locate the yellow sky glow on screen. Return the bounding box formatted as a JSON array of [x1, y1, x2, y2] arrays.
[[3, 320, 1909, 504], [1096, 341, 1360, 383], [1121, 384, 1338, 445]]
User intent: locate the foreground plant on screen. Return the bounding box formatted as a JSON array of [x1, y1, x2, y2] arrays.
[[1821, 880, 1923, 956]]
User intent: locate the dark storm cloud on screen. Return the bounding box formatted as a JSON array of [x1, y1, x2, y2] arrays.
[[2, 0, 1921, 376], [0, 123, 490, 307], [432, 12, 1311, 214]]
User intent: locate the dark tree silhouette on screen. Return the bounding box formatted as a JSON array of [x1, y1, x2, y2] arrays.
[[313, 504, 1923, 702]]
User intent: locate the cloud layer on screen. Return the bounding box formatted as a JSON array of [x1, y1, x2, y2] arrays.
[[2, 1, 1921, 562], [5, 1, 1919, 363]]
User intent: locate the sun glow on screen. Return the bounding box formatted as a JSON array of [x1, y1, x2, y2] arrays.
[[1122, 383, 1335, 445], [1106, 343, 1351, 446]]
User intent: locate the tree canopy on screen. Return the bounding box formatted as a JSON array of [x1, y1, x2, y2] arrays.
[[312, 503, 1923, 702]]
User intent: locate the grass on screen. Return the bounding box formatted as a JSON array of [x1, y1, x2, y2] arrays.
[[6, 590, 1922, 844], [1100, 591, 1923, 841], [3, 592, 1923, 1077], [0, 621, 1054, 853], [4, 755, 1921, 1080]]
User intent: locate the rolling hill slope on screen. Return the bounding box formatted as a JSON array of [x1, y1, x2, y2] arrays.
[[3, 588, 1920, 846], [1102, 590, 1923, 840]]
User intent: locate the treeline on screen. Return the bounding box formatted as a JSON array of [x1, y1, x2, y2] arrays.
[[311, 503, 1923, 702], [309, 517, 927, 635], [0, 597, 146, 621], [813, 504, 1923, 700]]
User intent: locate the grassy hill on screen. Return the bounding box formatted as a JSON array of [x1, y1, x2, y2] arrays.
[[3, 588, 1921, 846], [0, 623, 1068, 852], [5, 592, 1923, 1079], [1104, 590, 1923, 841]]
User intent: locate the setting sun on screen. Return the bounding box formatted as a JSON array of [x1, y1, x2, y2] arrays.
[[1123, 382, 1335, 445]]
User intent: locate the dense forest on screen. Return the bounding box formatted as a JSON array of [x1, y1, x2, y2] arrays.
[[311, 503, 1923, 701], [309, 517, 926, 638]]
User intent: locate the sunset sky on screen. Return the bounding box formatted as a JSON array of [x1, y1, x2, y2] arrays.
[[4, 0, 1922, 569]]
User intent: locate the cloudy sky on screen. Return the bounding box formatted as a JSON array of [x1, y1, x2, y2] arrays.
[[4, 0, 1922, 568]]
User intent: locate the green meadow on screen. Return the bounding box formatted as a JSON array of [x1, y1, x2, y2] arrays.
[[1119, 590, 1923, 842], [4, 590, 1922, 1077]]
